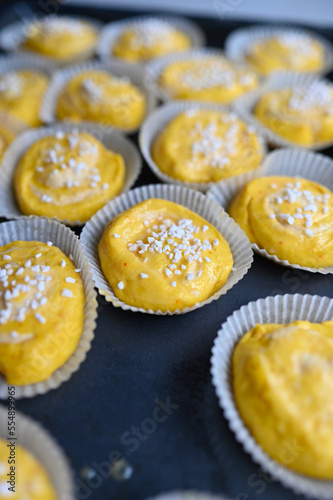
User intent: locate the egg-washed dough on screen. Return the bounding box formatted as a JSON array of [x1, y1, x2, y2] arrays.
[[0, 70, 48, 128], [229, 176, 333, 268], [112, 19, 191, 62], [22, 17, 97, 60], [159, 56, 258, 104], [152, 109, 263, 183], [98, 199, 233, 312], [245, 33, 324, 75], [14, 130, 125, 223], [254, 82, 333, 146], [56, 70, 146, 130], [0, 124, 16, 163], [233, 320, 333, 479], [0, 241, 85, 385], [0, 438, 58, 499]]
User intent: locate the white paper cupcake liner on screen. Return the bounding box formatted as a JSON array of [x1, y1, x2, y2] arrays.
[[211, 293, 333, 500], [146, 492, 229, 500], [0, 122, 142, 226], [225, 25, 333, 76], [139, 100, 267, 192], [207, 147, 333, 274], [0, 217, 98, 399], [232, 71, 333, 150], [40, 59, 157, 134], [0, 405, 75, 499], [80, 183, 253, 315], [0, 15, 102, 68], [145, 48, 261, 103], [97, 15, 205, 64]]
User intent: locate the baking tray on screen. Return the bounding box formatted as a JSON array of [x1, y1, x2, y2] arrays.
[[0, 2, 333, 499]]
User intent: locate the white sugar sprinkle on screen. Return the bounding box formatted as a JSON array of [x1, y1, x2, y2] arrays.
[[170, 281, 177, 287], [269, 214, 276, 219], [47, 241, 53, 246], [60, 259, 66, 268], [117, 281, 124, 290], [140, 273, 148, 279], [61, 289, 73, 298], [113, 233, 120, 238], [35, 313, 46, 324], [187, 273, 194, 281], [3, 255, 11, 261], [65, 277, 76, 283], [165, 268, 172, 276], [305, 229, 313, 237]]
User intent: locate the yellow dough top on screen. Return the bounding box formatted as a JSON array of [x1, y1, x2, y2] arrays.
[[56, 70, 146, 130], [0, 70, 48, 128], [159, 56, 258, 104], [233, 320, 333, 479], [0, 124, 16, 163], [0, 438, 58, 499], [254, 82, 333, 146], [152, 109, 263, 183], [98, 199, 233, 312], [112, 19, 191, 62], [0, 240, 85, 385], [14, 130, 125, 223], [229, 175, 333, 268], [22, 17, 97, 60], [245, 33, 324, 75]]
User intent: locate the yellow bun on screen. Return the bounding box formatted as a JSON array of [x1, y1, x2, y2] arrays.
[[14, 130, 125, 223], [23, 17, 97, 60], [56, 70, 146, 130], [234, 320, 333, 479], [229, 175, 333, 268], [0, 438, 58, 499], [98, 198, 233, 312], [113, 20, 191, 62], [152, 109, 263, 183], [0, 241, 85, 385], [159, 56, 258, 104], [245, 33, 324, 75], [254, 82, 333, 146], [0, 70, 48, 127]]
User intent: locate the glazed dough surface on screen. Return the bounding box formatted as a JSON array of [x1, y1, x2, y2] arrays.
[[14, 130, 125, 223], [22, 17, 97, 60], [0, 438, 58, 499], [0, 241, 85, 385], [245, 33, 324, 75], [56, 70, 146, 130], [233, 320, 333, 479], [112, 20, 191, 62], [0, 124, 16, 163], [229, 176, 333, 268], [152, 109, 263, 183], [98, 199, 233, 312], [0, 70, 48, 127], [159, 56, 258, 103], [254, 82, 333, 146]]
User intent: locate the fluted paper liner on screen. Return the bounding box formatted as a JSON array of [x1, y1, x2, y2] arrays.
[[0, 122, 142, 226], [211, 293, 333, 500], [0, 15, 102, 68], [40, 60, 157, 134], [80, 184, 253, 315], [225, 25, 333, 76], [207, 147, 333, 274], [97, 15, 205, 63], [0, 217, 97, 399], [139, 100, 267, 192], [0, 405, 75, 499], [146, 492, 229, 500], [145, 48, 260, 102], [233, 71, 333, 150]]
